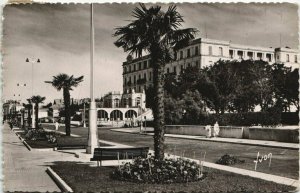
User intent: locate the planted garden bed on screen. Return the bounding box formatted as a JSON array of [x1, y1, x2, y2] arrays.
[[51, 161, 295, 192]]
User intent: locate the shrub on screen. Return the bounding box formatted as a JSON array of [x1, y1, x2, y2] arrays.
[[24, 128, 47, 141], [24, 127, 61, 143], [111, 155, 205, 184], [216, 154, 245, 165]]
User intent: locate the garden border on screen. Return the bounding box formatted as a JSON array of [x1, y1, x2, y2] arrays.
[[46, 167, 73, 192]]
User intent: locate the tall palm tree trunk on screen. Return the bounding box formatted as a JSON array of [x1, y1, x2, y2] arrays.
[[63, 88, 71, 136], [35, 103, 39, 129], [152, 50, 166, 160]]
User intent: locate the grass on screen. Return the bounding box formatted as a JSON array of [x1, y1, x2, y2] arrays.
[[51, 161, 296, 192], [41, 125, 299, 179]]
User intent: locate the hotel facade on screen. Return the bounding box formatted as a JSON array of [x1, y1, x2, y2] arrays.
[[122, 38, 299, 93]]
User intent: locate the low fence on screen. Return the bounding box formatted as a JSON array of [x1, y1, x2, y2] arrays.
[[165, 125, 299, 143]]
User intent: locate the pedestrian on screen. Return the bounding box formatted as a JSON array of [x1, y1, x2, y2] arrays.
[[213, 121, 219, 137], [205, 125, 211, 138], [55, 121, 59, 131]]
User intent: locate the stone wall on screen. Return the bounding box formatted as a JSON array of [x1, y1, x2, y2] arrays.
[[248, 127, 299, 143], [165, 125, 298, 143]]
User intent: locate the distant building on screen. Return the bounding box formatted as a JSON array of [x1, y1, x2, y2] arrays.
[[122, 38, 299, 92]]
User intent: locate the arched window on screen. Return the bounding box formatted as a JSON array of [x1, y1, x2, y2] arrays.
[[110, 110, 123, 121], [98, 110, 108, 121]]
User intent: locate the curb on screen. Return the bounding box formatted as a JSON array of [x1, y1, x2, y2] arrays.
[[22, 139, 32, 151], [46, 167, 73, 192], [13, 131, 32, 151]]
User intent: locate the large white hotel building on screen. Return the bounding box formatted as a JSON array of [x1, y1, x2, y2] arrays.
[[122, 38, 299, 93]]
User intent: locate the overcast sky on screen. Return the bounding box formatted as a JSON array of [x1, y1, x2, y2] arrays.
[[2, 3, 298, 103]]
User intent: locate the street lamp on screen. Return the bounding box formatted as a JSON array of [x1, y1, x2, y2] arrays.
[[139, 104, 143, 134], [26, 57, 40, 128], [87, 3, 99, 154]]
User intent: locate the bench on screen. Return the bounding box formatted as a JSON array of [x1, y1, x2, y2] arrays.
[[90, 147, 149, 166], [56, 137, 88, 150]]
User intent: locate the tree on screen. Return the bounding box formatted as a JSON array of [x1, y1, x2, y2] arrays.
[[285, 68, 299, 111], [45, 74, 84, 136], [30, 95, 46, 129], [114, 3, 197, 160]]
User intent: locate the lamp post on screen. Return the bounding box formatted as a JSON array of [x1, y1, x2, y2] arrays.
[[26, 57, 40, 128], [87, 3, 99, 154], [139, 104, 143, 134]]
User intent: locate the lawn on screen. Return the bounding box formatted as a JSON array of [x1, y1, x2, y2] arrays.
[[51, 161, 296, 192], [42, 125, 299, 179]]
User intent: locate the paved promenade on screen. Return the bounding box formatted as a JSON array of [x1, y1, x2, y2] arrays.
[[111, 127, 299, 149], [2, 123, 80, 192]]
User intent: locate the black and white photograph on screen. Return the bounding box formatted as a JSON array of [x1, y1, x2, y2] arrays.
[[1, 1, 299, 192]]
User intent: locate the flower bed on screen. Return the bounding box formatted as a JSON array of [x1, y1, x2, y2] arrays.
[[111, 156, 205, 183]]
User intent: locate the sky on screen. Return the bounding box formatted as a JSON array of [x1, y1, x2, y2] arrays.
[[2, 3, 298, 103]]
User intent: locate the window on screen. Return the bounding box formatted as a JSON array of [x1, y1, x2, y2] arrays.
[[295, 55, 298, 63], [187, 63, 191, 68], [229, 50, 234, 59], [124, 67, 127, 73], [219, 47, 223, 56], [129, 66, 131, 72], [195, 46, 199, 56], [174, 52, 177, 60], [129, 77, 131, 84], [257, 53, 262, 60], [180, 51, 183, 59], [181, 65, 184, 72], [266, 53, 272, 62], [187, 49, 191, 57], [237, 50, 243, 59], [138, 74, 141, 80], [173, 66, 177, 74], [143, 61, 147, 69], [124, 77, 126, 85], [277, 54, 279, 60], [167, 68, 170, 73], [208, 46, 212, 55], [135, 97, 141, 107], [248, 52, 253, 60], [287, 54, 290, 62], [134, 64, 136, 71], [149, 72, 152, 81], [134, 75, 136, 83], [139, 62, 142, 70], [144, 73, 146, 80], [196, 61, 199, 68]]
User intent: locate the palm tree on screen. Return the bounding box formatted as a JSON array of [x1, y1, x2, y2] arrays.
[[113, 4, 197, 160], [45, 74, 84, 136], [30, 95, 46, 129], [23, 99, 33, 127]]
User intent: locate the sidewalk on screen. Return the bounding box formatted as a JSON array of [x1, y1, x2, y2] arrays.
[[2, 123, 90, 192], [111, 127, 299, 150]]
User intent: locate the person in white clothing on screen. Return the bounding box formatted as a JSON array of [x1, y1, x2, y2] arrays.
[[55, 121, 59, 131], [213, 121, 220, 137]]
